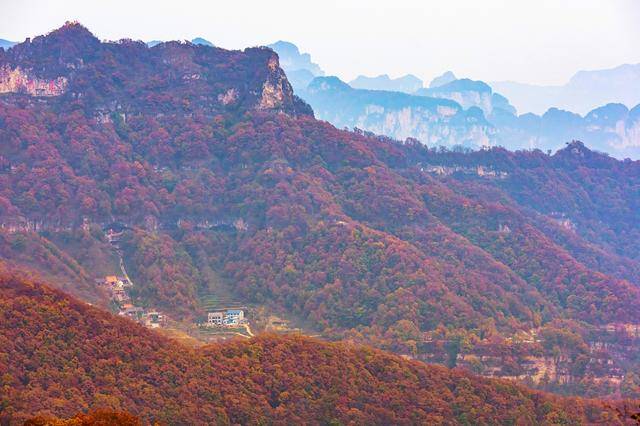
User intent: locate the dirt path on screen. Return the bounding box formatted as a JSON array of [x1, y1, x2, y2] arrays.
[[118, 255, 133, 287], [242, 323, 254, 337]]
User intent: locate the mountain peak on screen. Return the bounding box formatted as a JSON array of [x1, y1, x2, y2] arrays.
[[429, 70, 456, 88], [554, 140, 609, 163], [307, 76, 351, 93], [267, 40, 324, 77], [5, 21, 101, 77], [432, 78, 492, 93], [349, 73, 423, 93], [269, 40, 301, 55], [44, 20, 100, 47], [191, 37, 214, 47]]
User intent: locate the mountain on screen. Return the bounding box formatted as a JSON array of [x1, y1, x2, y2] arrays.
[[0, 39, 16, 50], [349, 73, 423, 93], [429, 70, 457, 88], [2, 23, 640, 399], [147, 37, 215, 48], [268, 40, 323, 75], [0, 269, 625, 424], [191, 37, 214, 47], [301, 76, 494, 147], [416, 78, 517, 117], [491, 63, 640, 115]]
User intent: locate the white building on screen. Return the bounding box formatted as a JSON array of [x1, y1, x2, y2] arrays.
[[208, 311, 224, 326], [224, 309, 244, 326], [207, 309, 245, 327]]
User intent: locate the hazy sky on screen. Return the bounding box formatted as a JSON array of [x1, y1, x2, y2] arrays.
[[2, 0, 639, 85]]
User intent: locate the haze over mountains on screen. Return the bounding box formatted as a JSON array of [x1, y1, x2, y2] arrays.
[[147, 37, 215, 48], [270, 41, 640, 159], [349, 73, 424, 93], [492, 63, 640, 115], [0, 39, 16, 50]]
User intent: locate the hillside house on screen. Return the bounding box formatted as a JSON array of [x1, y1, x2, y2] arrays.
[[105, 276, 119, 286], [207, 309, 246, 327], [207, 311, 224, 326], [112, 288, 128, 302], [119, 305, 144, 320], [144, 311, 165, 328], [225, 309, 244, 326]]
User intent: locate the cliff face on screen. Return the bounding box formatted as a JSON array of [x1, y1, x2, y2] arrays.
[[430, 89, 494, 115], [0, 66, 67, 96], [268, 41, 324, 94], [352, 105, 493, 147], [416, 78, 515, 117], [257, 53, 312, 114]]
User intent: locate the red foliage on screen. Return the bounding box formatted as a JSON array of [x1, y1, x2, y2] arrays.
[[0, 271, 624, 424]]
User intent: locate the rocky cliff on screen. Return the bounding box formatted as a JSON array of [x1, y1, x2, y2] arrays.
[[0, 65, 67, 96], [416, 78, 516, 117]]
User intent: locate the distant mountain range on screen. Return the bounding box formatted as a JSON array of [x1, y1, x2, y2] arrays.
[[147, 37, 214, 48], [429, 70, 456, 88], [492, 63, 640, 115], [0, 39, 16, 50], [349, 73, 423, 93], [303, 76, 494, 147], [265, 41, 324, 93], [270, 41, 640, 159]]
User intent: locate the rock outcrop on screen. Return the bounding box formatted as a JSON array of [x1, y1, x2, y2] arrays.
[[0, 65, 67, 96]]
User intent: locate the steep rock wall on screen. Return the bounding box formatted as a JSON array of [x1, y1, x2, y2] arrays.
[[0, 66, 67, 96]]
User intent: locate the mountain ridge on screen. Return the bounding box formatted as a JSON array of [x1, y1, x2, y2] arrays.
[[491, 62, 640, 115], [349, 73, 423, 93]]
